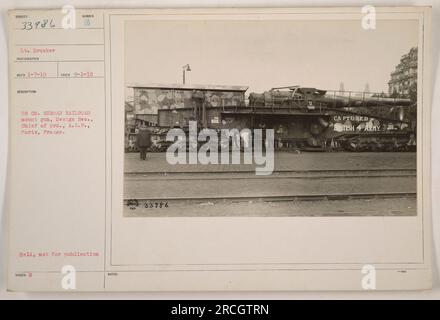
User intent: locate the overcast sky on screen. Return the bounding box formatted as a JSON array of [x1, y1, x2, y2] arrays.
[[125, 19, 418, 96]]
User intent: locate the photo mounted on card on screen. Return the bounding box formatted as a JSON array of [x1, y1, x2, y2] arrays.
[[7, 7, 432, 291]]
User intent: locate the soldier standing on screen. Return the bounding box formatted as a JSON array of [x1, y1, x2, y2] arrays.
[[137, 123, 151, 160]]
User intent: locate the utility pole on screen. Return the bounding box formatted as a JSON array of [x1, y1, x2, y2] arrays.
[[182, 64, 191, 84]]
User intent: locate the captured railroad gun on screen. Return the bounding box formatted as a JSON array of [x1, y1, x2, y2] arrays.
[[150, 85, 417, 152]]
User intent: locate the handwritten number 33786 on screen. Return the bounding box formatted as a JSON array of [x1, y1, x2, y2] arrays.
[[21, 19, 56, 30]]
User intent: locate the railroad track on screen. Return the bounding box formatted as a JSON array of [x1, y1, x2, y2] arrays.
[[125, 168, 416, 181], [124, 192, 416, 203]]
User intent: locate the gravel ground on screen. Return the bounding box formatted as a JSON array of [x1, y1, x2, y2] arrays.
[[124, 175, 415, 199], [123, 152, 417, 217], [124, 151, 416, 173]]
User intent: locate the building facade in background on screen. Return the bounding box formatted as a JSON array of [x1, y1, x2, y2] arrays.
[[388, 47, 418, 100]]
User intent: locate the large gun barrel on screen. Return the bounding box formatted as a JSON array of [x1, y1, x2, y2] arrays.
[[320, 92, 412, 108]]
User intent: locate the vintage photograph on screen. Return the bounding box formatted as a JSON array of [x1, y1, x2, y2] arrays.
[[123, 19, 418, 217], [5, 6, 432, 293]]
